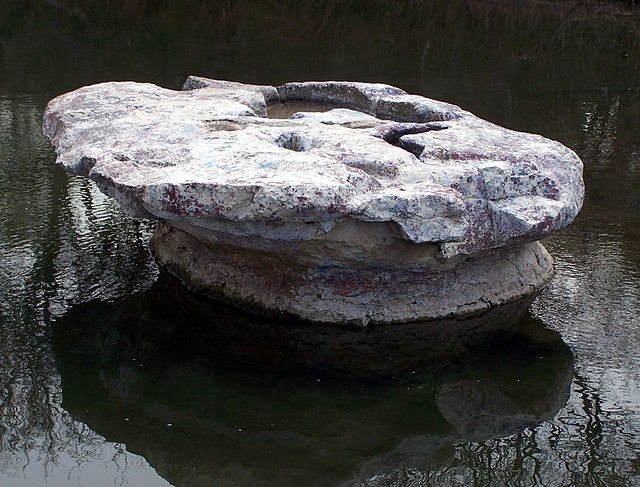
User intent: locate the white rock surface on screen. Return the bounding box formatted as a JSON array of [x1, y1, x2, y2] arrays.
[[43, 77, 584, 324]]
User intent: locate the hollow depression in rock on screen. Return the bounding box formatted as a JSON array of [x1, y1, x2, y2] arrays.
[[43, 76, 584, 327]]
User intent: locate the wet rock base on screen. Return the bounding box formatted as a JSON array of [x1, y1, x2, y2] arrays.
[[127, 268, 549, 378], [150, 221, 554, 328]]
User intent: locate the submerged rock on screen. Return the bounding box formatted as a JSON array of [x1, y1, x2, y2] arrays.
[[43, 76, 583, 325]]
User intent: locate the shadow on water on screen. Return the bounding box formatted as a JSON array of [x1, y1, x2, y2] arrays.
[[54, 270, 553, 378], [52, 274, 573, 486]]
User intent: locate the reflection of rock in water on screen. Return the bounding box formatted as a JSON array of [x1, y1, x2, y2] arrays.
[[53, 276, 573, 487], [55, 271, 550, 377], [438, 380, 536, 438]]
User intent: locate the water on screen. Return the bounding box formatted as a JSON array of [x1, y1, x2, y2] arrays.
[[1, 1, 639, 485]]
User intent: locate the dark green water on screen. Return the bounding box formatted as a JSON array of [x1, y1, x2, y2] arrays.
[[1, 1, 639, 485]]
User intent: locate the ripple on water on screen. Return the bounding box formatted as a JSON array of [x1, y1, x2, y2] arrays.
[[1, 94, 166, 487], [529, 228, 640, 479]]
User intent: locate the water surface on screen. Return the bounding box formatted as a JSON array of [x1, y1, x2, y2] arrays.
[[1, 2, 639, 485]]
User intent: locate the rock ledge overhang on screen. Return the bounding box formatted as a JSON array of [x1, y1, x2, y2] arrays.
[[43, 76, 584, 325]]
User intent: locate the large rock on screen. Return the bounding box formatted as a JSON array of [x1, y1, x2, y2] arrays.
[[43, 76, 583, 325]]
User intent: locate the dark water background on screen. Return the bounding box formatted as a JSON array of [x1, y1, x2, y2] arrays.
[[1, 1, 639, 485]]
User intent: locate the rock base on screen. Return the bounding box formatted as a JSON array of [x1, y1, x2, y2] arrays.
[[150, 222, 553, 326], [56, 268, 571, 379]]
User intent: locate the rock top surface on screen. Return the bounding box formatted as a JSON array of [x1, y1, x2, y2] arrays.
[[43, 76, 583, 257]]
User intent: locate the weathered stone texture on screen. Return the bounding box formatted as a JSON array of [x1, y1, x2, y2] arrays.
[[43, 77, 583, 324]]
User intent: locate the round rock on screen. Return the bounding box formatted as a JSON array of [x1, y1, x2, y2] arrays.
[[43, 76, 584, 325]]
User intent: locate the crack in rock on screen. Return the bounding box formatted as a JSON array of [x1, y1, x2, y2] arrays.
[[372, 122, 448, 157]]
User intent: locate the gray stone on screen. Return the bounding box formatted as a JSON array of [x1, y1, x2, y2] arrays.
[[43, 77, 583, 325]]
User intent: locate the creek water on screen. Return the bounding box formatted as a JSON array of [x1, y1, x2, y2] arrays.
[[1, 2, 639, 486]]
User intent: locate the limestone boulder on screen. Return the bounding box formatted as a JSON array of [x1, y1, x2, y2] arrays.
[[43, 77, 584, 324]]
